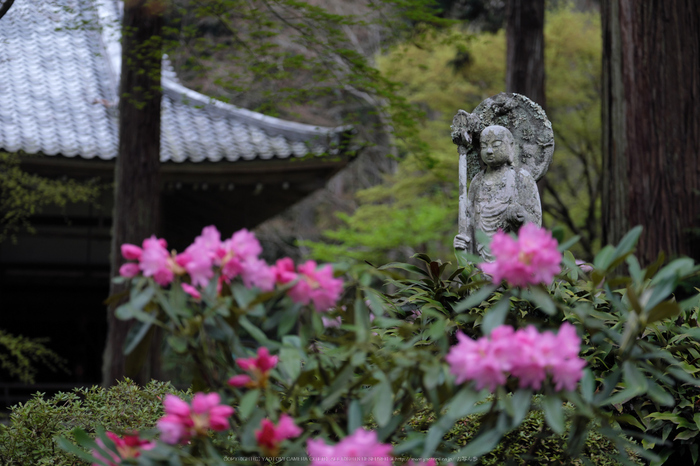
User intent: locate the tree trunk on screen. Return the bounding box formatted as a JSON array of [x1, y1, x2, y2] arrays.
[[103, 0, 165, 386], [602, 0, 700, 265], [505, 0, 546, 109]]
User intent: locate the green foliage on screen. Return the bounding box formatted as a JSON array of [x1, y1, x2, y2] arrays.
[[159, 0, 453, 152], [0, 379, 188, 465], [0, 152, 100, 243], [56, 224, 700, 465], [408, 397, 643, 465], [306, 4, 602, 263], [0, 330, 66, 384]]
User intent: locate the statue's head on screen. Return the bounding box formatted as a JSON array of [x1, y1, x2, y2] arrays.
[[479, 125, 515, 167]]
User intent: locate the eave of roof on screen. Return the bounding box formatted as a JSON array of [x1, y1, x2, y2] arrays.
[[0, 0, 353, 163]]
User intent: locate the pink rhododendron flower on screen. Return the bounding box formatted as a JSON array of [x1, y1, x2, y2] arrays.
[[273, 257, 297, 284], [92, 432, 155, 466], [229, 347, 278, 389], [219, 229, 263, 281], [139, 236, 174, 286], [121, 244, 143, 261], [480, 224, 562, 287], [288, 261, 343, 312], [445, 328, 514, 392], [307, 428, 393, 466], [446, 324, 585, 392], [181, 283, 201, 299], [575, 259, 594, 274], [156, 393, 233, 444], [119, 263, 140, 278], [241, 257, 276, 291], [256, 414, 302, 455], [227, 374, 252, 388], [322, 316, 342, 328]]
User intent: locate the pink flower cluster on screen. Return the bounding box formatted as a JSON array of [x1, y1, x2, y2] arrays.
[[307, 428, 393, 466], [481, 223, 562, 287], [119, 227, 273, 290], [119, 226, 344, 312], [256, 414, 302, 455], [228, 347, 278, 389], [157, 393, 234, 444], [92, 432, 154, 466], [446, 323, 586, 392], [273, 258, 344, 311]]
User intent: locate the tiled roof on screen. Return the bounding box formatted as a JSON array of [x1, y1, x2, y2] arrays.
[[0, 0, 349, 162]]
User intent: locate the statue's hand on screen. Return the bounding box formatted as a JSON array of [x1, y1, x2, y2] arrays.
[[506, 205, 527, 226], [454, 233, 471, 250]]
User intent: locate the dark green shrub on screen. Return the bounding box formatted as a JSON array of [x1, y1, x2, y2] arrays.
[[407, 397, 644, 465], [0, 379, 188, 465]]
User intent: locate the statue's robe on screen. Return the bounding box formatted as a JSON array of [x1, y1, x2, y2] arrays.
[[465, 165, 542, 261]]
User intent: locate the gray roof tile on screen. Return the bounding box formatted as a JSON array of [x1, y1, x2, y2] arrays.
[[0, 0, 349, 162]]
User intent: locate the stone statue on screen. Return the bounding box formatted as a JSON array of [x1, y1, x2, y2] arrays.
[[452, 93, 554, 261]]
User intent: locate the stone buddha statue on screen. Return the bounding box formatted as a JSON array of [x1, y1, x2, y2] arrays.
[[452, 93, 554, 261], [454, 125, 542, 260]]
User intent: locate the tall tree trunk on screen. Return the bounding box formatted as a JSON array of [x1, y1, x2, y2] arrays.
[[602, 0, 700, 265], [103, 0, 165, 386], [505, 0, 546, 109]]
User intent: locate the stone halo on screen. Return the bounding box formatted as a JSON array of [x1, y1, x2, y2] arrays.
[[452, 92, 554, 182]]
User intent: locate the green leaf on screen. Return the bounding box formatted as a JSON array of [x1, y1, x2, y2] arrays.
[[581, 368, 595, 402], [626, 255, 644, 285], [279, 347, 302, 380], [645, 412, 693, 428], [232, 283, 258, 309], [348, 400, 362, 432], [674, 430, 699, 441], [129, 286, 156, 311], [452, 429, 502, 458], [613, 413, 646, 431], [647, 381, 675, 407], [238, 389, 260, 421], [669, 367, 700, 386], [511, 389, 532, 426], [238, 316, 271, 345], [56, 432, 107, 466], [321, 363, 355, 410], [543, 395, 565, 434], [377, 262, 429, 276], [646, 301, 681, 325], [651, 257, 696, 284], [372, 379, 393, 427], [455, 249, 481, 266], [593, 245, 615, 270], [612, 226, 643, 263], [354, 298, 370, 343], [645, 278, 677, 314], [277, 305, 300, 337], [481, 297, 510, 335], [114, 303, 134, 320], [166, 335, 188, 354], [528, 286, 556, 315], [453, 285, 497, 313], [363, 288, 386, 317], [123, 320, 153, 356], [420, 388, 485, 458], [558, 235, 581, 252], [623, 361, 648, 394]]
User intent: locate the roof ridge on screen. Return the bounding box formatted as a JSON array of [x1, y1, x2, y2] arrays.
[[93, 0, 348, 137]]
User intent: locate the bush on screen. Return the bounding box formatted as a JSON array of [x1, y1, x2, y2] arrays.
[[56, 225, 700, 465], [0, 379, 188, 465]]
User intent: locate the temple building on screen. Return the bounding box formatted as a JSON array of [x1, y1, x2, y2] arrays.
[[0, 0, 353, 403]]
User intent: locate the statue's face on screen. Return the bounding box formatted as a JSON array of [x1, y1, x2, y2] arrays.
[[480, 126, 514, 167]]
